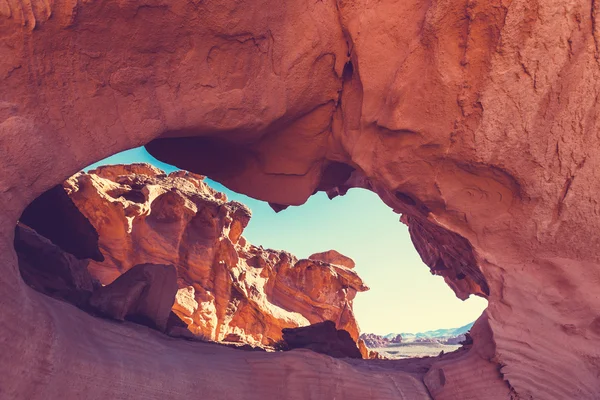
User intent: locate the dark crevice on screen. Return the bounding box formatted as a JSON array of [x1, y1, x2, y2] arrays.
[[395, 191, 417, 206], [121, 190, 146, 203], [19, 185, 104, 261], [316, 162, 355, 193], [146, 136, 256, 181], [342, 60, 354, 82]]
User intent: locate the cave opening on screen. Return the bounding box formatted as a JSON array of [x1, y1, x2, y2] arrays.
[[14, 146, 488, 362]]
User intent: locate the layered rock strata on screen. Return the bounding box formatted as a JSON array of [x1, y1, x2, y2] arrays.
[[64, 164, 368, 346]]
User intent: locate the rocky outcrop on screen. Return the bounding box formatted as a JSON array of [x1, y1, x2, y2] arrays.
[[89, 263, 178, 332], [16, 221, 184, 333], [280, 320, 362, 359], [360, 333, 390, 349], [14, 223, 97, 309], [63, 165, 368, 346], [2, 0, 600, 398], [309, 250, 355, 269], [389, 334, 403, 344]]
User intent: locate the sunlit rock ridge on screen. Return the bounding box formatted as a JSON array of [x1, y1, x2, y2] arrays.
[[64, 164, 367, 346], [1, 0, 600, 398]]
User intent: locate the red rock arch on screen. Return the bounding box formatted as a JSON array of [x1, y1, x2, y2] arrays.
[[1, 0, 599, 398]]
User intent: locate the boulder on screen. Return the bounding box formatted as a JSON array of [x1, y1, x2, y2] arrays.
[[281, 320, 362, 359], [89, 263, 178, 332], [14, 223, 96, 308], [309, 250, 355, 269]]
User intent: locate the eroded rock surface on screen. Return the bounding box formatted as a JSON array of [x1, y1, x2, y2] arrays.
[[64, 165, 367, 346]]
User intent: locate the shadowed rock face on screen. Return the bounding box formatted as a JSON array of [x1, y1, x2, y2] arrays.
[[281, 320, 363, 359], [1, 0, 600, 398], [89, 263, 178, 332], [404, 214, 490, 300], [14, 223, 96, 309], [64, 165, 367, 346], [19, 185, 104, 262]]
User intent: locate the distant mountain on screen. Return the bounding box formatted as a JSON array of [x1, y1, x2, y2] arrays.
[[361, 322, 475, 352], [383, 321, 473, 342], [359, 332, 403, 348], [360, 333, 390, 348]]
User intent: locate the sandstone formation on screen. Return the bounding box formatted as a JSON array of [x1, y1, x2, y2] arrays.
[[280, 320, 363, 359], [2, 0, 600, 398], [14, 223, 96, 309], [89, 263, 178, 332], [309, 250, 356, 269], [63, 165, 368, 346]]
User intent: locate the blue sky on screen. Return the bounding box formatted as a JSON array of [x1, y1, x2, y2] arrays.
[[87, 147, 487, 334]]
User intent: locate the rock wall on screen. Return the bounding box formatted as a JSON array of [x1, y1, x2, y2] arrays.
[[64, 164, 367, 346], [1, 0, 600, 398]]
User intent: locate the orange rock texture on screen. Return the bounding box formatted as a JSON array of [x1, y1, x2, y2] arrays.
[[309, 250, 356, 269], [64, 164, 367, 346], [1, 0, 600, 398]]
